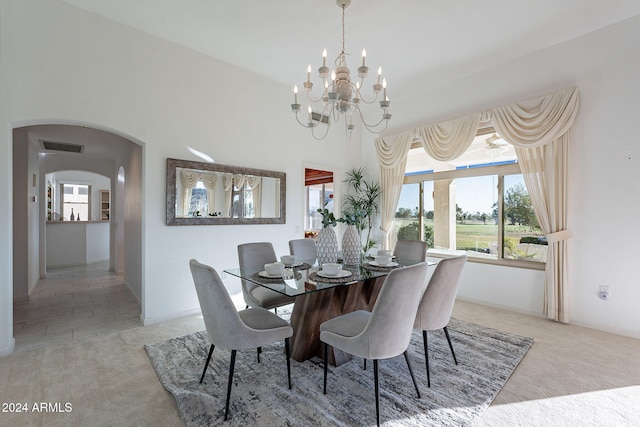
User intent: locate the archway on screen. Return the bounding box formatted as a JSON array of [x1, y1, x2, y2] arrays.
[[11, 122, 144, 351]]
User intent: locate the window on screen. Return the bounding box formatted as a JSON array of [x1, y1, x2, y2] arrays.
[[304, 168, 334, 234], [306, 183, 334, 230], [61, 183, 90, 221], [455, 175, 498, 256], [231, 182, 255, 218], [188, 181, 208, 216], [399, 130, 545, 267]]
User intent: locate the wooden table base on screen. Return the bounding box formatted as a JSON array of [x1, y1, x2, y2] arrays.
[[289, 276, 386, 365]]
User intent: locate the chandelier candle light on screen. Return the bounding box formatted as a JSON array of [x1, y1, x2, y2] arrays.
[[291, 0, 391, 140]]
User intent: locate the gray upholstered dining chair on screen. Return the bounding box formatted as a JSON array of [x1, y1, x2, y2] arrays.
[[189, 259, 293, 421], [320, 262, 429, 427], [237, 242, 296, 312], [393, 239, 429, 262], [414, 255, 467, 387], [288, 238, 317, 266]]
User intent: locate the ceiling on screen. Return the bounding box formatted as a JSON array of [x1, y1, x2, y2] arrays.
[[26, 1, 640, 163], [61, 0, 640, 100]]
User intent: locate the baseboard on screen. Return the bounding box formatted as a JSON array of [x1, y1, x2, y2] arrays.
[[456, 296, 545, 319], [140, 307, 202, 326], [122, 280, 141, 305], [0, 338, 16, 357], [569, 320, 640, 340], [46, 259, 109, 269]]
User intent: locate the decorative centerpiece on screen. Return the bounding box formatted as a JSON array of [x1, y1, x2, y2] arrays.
[[339, 211, 361, 265], [316, 202, 338, 267]]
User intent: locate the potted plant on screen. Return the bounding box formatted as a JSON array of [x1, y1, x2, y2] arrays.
[[316, 202, 338, 266], [340, 167, 382, 256]]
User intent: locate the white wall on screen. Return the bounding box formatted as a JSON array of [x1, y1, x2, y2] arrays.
[[11, 129, 29, 301], [46, 222, 109, 267], [0, 0, 362, 357], [362, 15, 640, 338]]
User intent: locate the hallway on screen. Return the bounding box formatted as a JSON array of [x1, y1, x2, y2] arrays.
[[12, 262, 141, 352]]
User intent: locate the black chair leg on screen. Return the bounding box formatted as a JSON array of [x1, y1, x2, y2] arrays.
[[323, 342, 328, 394], [285, 338, 292, 389], [224, 350, 237, 421], [373, 359, 380, 427], [403, 351, 421, 398], [422, 330, 431, 387], [364, 358, 367, 370], [257, 346, 262, 363], [443, 326, 458, 365], [199, 344, 215, 384]]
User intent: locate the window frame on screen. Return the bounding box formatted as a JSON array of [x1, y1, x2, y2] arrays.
[[60, 183, 92, 222], [305, 182, 334, 231], [403, 163, 545, 271]]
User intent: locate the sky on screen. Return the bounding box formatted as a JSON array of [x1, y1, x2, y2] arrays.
[[397, 174, 526, 214]]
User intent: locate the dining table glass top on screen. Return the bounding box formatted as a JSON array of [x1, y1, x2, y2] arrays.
[[223, 258, 435, 297]]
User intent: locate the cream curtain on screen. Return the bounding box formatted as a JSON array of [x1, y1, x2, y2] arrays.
[[223, 173, 234, 217], [374, 131, 414, 249], [223, 174, 247, 217], [490, 87, 579, 323], [245, 175, 262, 218], [374, 113, 480, 250], [417, 113, 481, 161], [201, 171, 218, 215], [180, 169, 199, 216]]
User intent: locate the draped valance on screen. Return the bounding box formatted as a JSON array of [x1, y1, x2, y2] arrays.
[[375, 87, 579, 323]]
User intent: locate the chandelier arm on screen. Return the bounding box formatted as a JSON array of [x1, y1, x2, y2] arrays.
[[331, 104, 341, 122], [354, 106, 387, 131], [311, 121, 331, 140], [352, 85, 381, 104], [305, 91, 327, 104], [293, 111, 312, 128], [350, 82, 382, 104], [361, 120, 389, 134]]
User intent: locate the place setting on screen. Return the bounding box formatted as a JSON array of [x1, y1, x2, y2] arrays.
[[253, 261, 300, 283], [309, 262, 359, 284], [362, 250, 402, 272], [280, 254, 311, 270]]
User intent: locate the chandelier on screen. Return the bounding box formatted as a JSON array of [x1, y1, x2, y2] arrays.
[[290, 0, 391, 140]]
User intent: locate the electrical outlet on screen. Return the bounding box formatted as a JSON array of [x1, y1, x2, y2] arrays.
[[599, 285, 610, 301]]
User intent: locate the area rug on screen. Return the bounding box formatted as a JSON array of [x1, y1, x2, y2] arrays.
[[144, 318, 533, 426]]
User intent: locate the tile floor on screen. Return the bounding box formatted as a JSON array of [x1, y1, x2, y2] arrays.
[[12, 262, 141, 352]]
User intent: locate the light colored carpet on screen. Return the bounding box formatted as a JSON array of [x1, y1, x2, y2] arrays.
[[2, 300, 640, 426], [144, 318, 533, 426]]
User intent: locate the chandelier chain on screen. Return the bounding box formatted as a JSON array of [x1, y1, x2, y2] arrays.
[[341, 4, 346, 54]]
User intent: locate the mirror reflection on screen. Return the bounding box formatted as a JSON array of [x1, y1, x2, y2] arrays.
[[167, 158, 286, 225], [176, 167, 280, 219]]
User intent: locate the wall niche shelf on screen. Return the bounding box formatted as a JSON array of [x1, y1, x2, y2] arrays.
[[100, 190, 110, 220]]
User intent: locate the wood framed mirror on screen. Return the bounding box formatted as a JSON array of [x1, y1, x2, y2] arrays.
[[166, 158, 286, 225]]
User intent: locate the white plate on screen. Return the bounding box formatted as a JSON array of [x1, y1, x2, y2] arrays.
[[258, 270, 285, 278], [317, 270, 352, 278], [366, 254, 396, 260], [369, 261, 399, 267]]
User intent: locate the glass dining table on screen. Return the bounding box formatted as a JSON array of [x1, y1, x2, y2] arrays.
[[224, 257, 433, 365]]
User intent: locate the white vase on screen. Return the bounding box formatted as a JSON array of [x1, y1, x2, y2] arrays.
[[317, 227, 338, 267], [342, 225, 361, 265]]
